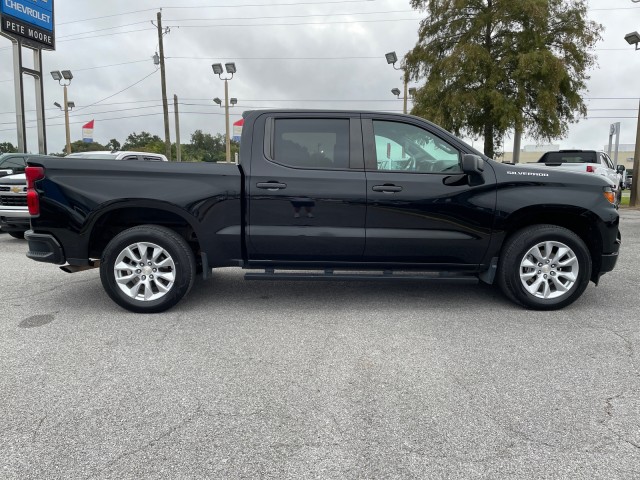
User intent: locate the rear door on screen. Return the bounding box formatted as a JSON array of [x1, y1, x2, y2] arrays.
[[246, 113, 366, 263], [362, 116, 496, 267]]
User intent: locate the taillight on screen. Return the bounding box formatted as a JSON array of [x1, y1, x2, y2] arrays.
[[586, 165, 595, 173], [25, 166, 45, 216]]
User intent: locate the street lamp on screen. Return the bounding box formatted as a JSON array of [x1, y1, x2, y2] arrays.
[[386, 51, 410, 114], [626, 31, 640, 206], [51, 69, 73, 154], [626, 31, 640, 50], [212, 62, 237, 162], [390, 86, 417, 112]]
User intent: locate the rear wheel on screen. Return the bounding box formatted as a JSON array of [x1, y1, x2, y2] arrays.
[[100, 225, 196, 313], [497, 225, 591, 310], [9, 231, 25, 239]]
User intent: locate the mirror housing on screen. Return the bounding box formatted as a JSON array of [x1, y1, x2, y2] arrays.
[[0, 168, 14, 177], [462, 154, 484, 175], [616, 164, 626, 174]]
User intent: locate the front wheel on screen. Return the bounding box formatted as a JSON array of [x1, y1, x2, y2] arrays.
[[497, 225, 592, 310], [100, 225, 196, 313], [9, 231, 25, 239]]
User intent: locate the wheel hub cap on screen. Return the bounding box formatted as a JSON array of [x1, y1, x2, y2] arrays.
[[519, 241, 579, 300], [114, 242, 176, 302]]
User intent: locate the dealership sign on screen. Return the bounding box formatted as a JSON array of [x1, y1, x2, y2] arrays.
[[0, 0, 55, 50]]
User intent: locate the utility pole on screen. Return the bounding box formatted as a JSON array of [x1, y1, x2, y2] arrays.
[[224, 78, 231, 163], [513, 129, 521, 163], [174, 94, 181, 162], [403, 70, 408, 115], [63, 83, 71, 154], [156, 11, 171, 161]]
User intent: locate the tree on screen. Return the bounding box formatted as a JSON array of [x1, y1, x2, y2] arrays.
[[122, 131, 163, 151], [404, 0, 602, 158], [67, 141, 106, 153], [106, 138, 121, 151], [0, 142, 18, 154], [183, 130, 238, 162]]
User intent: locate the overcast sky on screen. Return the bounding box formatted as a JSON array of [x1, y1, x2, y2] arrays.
[[0, 0, 639, 156]]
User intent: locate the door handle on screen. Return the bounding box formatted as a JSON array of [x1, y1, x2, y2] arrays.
[[372, 184, 403, 193], [257, 182, 287, 191]]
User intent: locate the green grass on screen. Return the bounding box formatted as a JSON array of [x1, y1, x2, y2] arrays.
[[620, 191, 630, 207]]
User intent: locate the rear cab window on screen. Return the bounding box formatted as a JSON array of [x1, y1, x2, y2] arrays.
[[539, 152, 597, 163], [269, 118, 350, 170]]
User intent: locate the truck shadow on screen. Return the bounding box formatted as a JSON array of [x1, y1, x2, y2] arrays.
[[185, 268, 513, 312]]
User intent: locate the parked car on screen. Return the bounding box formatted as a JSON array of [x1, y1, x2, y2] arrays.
[[0, 172, 28, 239], [66, 151, 168, 161], [24, 110, 620, 313]]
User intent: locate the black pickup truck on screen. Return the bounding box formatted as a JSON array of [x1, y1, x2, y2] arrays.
[[24, 110, 620, 313]]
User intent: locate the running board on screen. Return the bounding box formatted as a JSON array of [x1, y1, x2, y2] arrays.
[[245, 269, 478, 283]]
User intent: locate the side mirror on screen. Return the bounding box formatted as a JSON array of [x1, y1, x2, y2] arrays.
[[462, 154, 484, 175], [0, 168, 14, 177], [616, 165, 625, 174]]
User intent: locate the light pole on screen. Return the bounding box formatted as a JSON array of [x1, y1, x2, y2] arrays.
[[391, 87, 417, 113], [625, 31, 640, 206], [385, 51, 411, 114], [51, 70, 73, 154], [212, 62, 237, 163]]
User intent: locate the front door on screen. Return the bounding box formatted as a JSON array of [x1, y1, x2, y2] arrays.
[[362, 117, 496, 267]]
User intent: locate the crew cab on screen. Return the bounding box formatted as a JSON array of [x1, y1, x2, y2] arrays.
[[24, 110, 620, 313]]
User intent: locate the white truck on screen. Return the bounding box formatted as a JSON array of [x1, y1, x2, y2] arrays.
[[0, 172, 28, 239], [524, 150, 625, 203]]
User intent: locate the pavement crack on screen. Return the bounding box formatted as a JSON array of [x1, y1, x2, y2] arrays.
[[86, 402, 203, 479], [31, 415, 46, 443], [587, 325, 640, 379], [450, 374, 558, 450], [156, 313, 186, 343], [5, 277, 100, 303]]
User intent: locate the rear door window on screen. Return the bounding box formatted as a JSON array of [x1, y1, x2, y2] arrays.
[[271, 118, 350, 170]]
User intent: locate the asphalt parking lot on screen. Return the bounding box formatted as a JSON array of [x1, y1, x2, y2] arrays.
[[1, 211, 639, 479]]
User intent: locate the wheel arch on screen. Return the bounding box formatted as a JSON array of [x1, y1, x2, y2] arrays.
[[493, 205, 604, 282], [86, 202, 203, 261]]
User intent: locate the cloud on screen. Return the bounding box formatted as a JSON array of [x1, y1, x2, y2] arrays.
[[0, 0, 637, 155]]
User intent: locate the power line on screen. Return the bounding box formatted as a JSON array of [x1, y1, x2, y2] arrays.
[[57, 21, 150, 38], [159, 18, 421, 29], [74, 70, 159, 112], [164, 9, 414, 22], [57, 0, 380, 25], [168, 56, 385, 60]]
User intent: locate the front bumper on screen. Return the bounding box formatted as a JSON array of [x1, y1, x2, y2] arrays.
[[25, 230, 65, 265], [594, 229, 621, 283], [0, 216, 30, 232]]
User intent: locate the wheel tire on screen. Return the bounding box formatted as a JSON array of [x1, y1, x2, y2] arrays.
[[497, 225, 592, 310], [9, 231, 25, 239], [100, 225, 196, 313], [616, 188, 622, 205]]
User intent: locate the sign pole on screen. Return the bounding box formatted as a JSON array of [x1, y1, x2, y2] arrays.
[[12, 40, 26, 153], [33, 48, 47, 154]]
